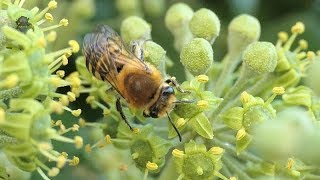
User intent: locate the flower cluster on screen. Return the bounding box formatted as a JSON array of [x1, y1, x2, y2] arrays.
[[1, 1, 320, 180], [0, 0, 83, 179], [70, 2, 320, 179]]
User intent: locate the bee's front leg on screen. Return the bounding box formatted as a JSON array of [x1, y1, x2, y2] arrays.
[[116, 98, 133, 130], [165, 77, 190, 93]]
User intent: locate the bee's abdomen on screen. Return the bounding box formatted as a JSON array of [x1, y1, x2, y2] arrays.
[[123, 73, 160, 107]]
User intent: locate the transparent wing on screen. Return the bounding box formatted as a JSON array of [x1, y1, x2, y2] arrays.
[[82, 25, 150, 97]]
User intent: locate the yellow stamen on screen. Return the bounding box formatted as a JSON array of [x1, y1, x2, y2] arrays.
[[298, 39, 308, 50], [69, 156, 80, 166], [307, 51, 315, 60], [68, 40, 80, 53], [74, 136, 83, 149], [209, 146, 224, 155], [236, 128, 246, 140], [56, 155, 66, 168], [240, 91, 250, 104], [4, 74, 19, 88], [197, 75, 209, 83], [78, 118, 86, 127], [197, 100, 209, 109], [46, 31, 57, 42], [48, 167, 60, 177], [72, 109, 82, 117], [291, 22, 305, 34], [59, 19, 68, 26], [56, 70, 65, 78], [67, 92, 76, 102], [272, 86, 285, 95], [45, 13, 53, 21], [85, 144, 92, 153], [278, 31, 288, 42], [133, 128, 140, 134], [104, 135, 112, 144], [172, 149, 184, 158], [72, 124, 79, 131], [146, 161, 158, 171], [59, 95, 69, 106], [48, 0, 58, 9]]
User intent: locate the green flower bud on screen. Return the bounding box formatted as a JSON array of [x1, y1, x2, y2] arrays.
[[243, 41, 277, 74], [143, 41, 166, 68], [165, 3, 193, 35], [228, 14, 261, 53], [120, 16, 151, 44], [282, 86, 312, 108], [221, 107, 244, 130], [189, 8, 220, 44], [0, 10, 15, 49], [180, 38, 213, 76], [115, 0, 142, 17], [174, 141, 223, 180], [142, 0, 165, 17], [71, 0, 95, 18]]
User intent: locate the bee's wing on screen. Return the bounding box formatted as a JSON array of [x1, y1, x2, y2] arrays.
[[82, 25, 149, 98], [98, 25, 149, 71]]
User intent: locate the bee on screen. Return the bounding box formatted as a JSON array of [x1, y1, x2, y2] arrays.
[[83, 25, 186, 141], [16, 16, 34, 33]]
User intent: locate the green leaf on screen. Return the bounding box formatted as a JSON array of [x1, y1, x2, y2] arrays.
[[220, 107, 244, 130], [189, 113, 213, 139]]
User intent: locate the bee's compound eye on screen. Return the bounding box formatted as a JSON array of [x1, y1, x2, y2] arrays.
[[162, 86, 174, 95]]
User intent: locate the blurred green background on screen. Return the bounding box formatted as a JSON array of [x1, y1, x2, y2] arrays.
[[19, 0, 319, 179]]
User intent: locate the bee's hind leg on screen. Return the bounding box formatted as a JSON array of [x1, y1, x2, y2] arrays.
[[116, 98, 133, 130]]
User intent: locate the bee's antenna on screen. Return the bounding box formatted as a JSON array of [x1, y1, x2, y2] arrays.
[[166, 111, 182, 142], [173, 99, 195, 104]]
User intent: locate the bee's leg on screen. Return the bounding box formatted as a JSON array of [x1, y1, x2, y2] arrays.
[[130, 40, 145, 60], [116, 98, 133, 130], [165, 77, 190, 93]]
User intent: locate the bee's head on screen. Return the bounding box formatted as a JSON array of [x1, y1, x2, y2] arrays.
[[143, 85, 176, 118]]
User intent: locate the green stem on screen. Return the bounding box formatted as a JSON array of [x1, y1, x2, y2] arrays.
[[214, 171, 230, 180], [214, 125, 232, 134], [143, 169, 148, 180], [213, 138, 263, 163], [36, 167, 51, 180], [222, 154, 253, 180], [215, 133, 235, 143], [213, 65, 258, 118], [221, 166, 232, 178], [222, 73, 276, 111], [214, 52, 241, 97], [0, 86, 24, 100]]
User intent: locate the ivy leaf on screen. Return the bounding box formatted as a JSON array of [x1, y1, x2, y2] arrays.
[[189, 113, 213, 139]]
